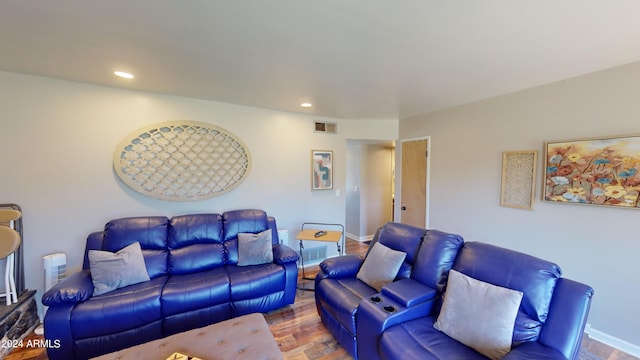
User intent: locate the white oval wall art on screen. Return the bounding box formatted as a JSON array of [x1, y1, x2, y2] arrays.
[[114, 121, 251, 201]]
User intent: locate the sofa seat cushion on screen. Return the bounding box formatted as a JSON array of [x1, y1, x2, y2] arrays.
[[70, 276, 167, 339], [501, 341, 568, 360], [227, 263, 285, 301], [380, 315, 489, 360], [316, 278, 377, 335], [161, 267, 231, 317]]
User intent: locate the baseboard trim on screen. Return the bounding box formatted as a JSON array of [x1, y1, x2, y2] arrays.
[[345, 232, 373, 242], [585, 324, 640, 357]]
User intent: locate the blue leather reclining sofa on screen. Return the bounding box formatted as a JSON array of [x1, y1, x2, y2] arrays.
[[315, 222, 594, 360], [42, 209, 299, 360]]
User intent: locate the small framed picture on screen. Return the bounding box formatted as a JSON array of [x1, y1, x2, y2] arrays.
[[311, 150, 333, 190], [500, 150, 537, 210]]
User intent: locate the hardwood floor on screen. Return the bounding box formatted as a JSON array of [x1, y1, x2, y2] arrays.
[[7, 239, 638, 360]]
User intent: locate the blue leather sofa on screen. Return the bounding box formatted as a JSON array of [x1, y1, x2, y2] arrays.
[[41, 209, 299, 360], [315, 222, 594, 360]]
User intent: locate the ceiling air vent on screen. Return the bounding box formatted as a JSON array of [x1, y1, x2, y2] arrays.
[[314, 121, 337, 134]]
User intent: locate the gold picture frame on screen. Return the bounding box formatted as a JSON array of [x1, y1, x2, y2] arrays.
[[544, 134, 640, 208], [501, 150, 537, 210]]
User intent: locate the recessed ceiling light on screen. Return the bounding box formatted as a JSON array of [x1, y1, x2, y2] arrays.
[[114, 71, 134, 79], [300, 102, 312, 108]]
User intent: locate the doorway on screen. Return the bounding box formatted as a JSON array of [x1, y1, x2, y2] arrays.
[[399, 138, 428, 228], [345, 140, 395, 241]]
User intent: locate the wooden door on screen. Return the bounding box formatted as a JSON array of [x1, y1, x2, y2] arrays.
[[400, 139, 427, 228]]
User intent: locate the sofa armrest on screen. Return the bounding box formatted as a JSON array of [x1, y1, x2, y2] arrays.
[[42, 270, 94, 305], [357, 291, 437, 360], [272, 243, 299, 264], [318, 255, 363, 279], [538, 278, 594, 360], [381, 278, 437, 307], [43, 303, 76, 360]]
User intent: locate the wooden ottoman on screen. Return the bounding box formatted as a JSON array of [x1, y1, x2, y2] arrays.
[[92, 313, 283, 360]]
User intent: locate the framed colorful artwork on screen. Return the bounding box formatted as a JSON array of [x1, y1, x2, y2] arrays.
[[544, 134, 640, 209], [500, 151, 537, 210], [311, 150, 333, 190]]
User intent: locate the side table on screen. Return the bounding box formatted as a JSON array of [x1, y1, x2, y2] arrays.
[[296, 222, 344, 291]]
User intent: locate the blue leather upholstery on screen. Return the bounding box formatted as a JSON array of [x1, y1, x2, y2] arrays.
[[315, 222, 594, 360], [314, 222, 438, 358], [411, 229, 465, 293], [42, 209, 299, 360], [161, 268, 230, 317], [103, 216, 169, 278], [454, 242, 562, 344], [368, 221, 426, 279], [167, 214, 225, 274]]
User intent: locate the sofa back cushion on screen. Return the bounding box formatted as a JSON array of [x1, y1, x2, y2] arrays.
[[168, 214, 225, 274], [411, 229, 464, 293], [368, 222, 425, 280], [222, 209, 270, 264], [102, 216, 169, 279], [452, 242, 561, 344]]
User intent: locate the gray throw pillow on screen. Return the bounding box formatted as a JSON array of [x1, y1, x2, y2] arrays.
[[89, 241, 150, 296], [434, 269, 524, 360], [357, 242, 406, 291], [237, 229, 273, 266]]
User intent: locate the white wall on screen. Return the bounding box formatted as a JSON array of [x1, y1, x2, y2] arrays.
[[345, 143, 363, 237], [0, 71, 398, 315], [399, 61, 640, 351]]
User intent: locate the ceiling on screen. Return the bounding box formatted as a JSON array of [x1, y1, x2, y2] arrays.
[[2, 1, 640, 120]]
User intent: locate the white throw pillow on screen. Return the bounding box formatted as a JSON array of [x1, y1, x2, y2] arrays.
[[434, 269, 523, 360], [89, 241, 150, 296], [237, 229, 273, 266], [357, 242, 406, 291]]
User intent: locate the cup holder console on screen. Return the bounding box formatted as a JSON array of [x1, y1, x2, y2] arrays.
[[367, 295, 397, 314], [383, 305, 396, 313]]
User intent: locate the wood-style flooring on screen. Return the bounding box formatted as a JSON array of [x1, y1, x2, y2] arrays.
[[6, 239, 638, 360]]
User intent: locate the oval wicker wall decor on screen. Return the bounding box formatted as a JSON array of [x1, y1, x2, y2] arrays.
[[113, 121, 251, 201]]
